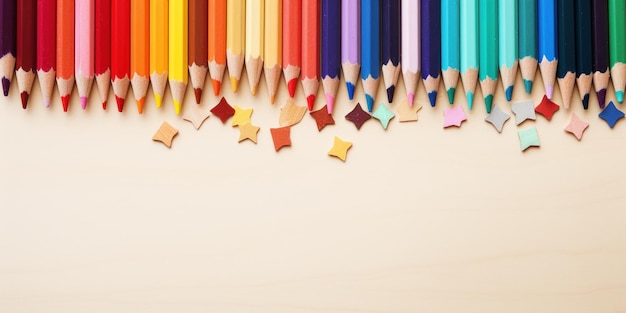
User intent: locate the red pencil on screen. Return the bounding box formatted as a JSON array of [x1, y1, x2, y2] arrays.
[[111, 0, 130, 112], [95, 0, 111, 109], [282, 0, 301, 98], [37, 0, 56, 108], [16, 0, 36, 109]]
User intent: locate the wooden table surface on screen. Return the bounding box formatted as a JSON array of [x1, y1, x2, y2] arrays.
[[1, 70, 625, 313]]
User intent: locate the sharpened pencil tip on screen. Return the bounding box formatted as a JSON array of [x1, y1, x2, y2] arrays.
[[523, 80, 533, 94], [137, 97, 145, 114], [306, 95, 316, 111], [580, 94, 589, 110], [408, 93, 415, 107], [212, 80, 221, 96], [61, 95, 70, 112], [617, 91, 624, 103], [505, 86, 513, 101], [154, 94, 162, 108], [44, 98, 51, 108], [446, 88, 456, 104], [484, 95, 493, 114], [80, 97, 87, 110], [597, 89, 607, 109], [270, 95, 276, 104], [386, 85, 395, 103], [366, 94, 374, 112], [230, 77, 239, 93], [115, 96, 125, 112], [174, 100, 182, 115], [2, 77, 10, 96], [194, 88, 202, 104], [427, 91, 437, 107], [326, 94, 335, 114], [102, 101, 107, 110], [20, 92, 29, 109], [467, 92, 474, 110], [346, 82, 356, 100], [545, 85, 553, 99], [287, 79, 298, 98]]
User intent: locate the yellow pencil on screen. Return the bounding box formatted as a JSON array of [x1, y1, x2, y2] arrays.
[[264, 0, 282, 103], [168, 0, 188, 114], [150, 0, 168, 108], [227, 0, 245, 92], [245, 0, 264, 95]]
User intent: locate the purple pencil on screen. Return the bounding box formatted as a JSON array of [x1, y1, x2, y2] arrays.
[[322, 0, 341, 113], [421, 0, 441, 107], [0, 0, 17, 96], [341, 0, 359, 100]]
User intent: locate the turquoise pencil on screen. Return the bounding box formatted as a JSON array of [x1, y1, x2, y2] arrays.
[[499, 0, 518, 101], [479, 0, 498, 113], [460, 0, 478, 110], [518, 0, 537, 94], [441, 0, 460, 104]]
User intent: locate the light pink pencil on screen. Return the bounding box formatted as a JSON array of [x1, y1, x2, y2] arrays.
[[75, 0, 95, 109]]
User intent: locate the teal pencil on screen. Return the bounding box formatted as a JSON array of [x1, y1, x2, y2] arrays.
[[499, 0, 518, 101], [518, 0, 537, 94], [460, 0, 478, 110], [441, 0, 460, 104], [479, 0, 498, 113]]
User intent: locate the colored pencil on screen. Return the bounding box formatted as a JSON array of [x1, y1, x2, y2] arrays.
[[168, 0, 187, 114], [518, 0, 537, 94], [421, 0, 441, 107], [460, 0, 478, 109], [283, 0, 301, 97], [538, 0, 557, 99], [381, 0, 401, 103], [111, 0, 130, 112], [226, 0, 244, 93], [0, 0, 16, 97], [556, 0, 575, 108], [441, 0, 459, 104], [361, 0, 380, 112], [341, 0, 359, 101], [16, 0, 36, 109], [264, 0, 282, 103], [246, 0, 264, 95], [479, 0, 498, 113], [131, 0, 149, 113], [575, 0, 593, 109], [321, 0, 341, 113], [208, 0, 226, 96], [37, 0, 56, 108], [609, 0, 625, 103], [150, 0, 167, 108], [401, 0, 419, 107], [302, 0, 319, 110], [75, 0, 94, 110], [189, 0, 208, 103], [592, 0, 609, 108], [499, 0, 518, 101], [95, 0, 111, 109], [56, 0, 74, 112]]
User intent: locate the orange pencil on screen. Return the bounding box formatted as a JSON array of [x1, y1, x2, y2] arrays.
[[130, 0, 149, 113], [208, 0, 226, 96], [56, 0, 75, 112], [301, 0, 319, 110], [282, 0, 301, 97]]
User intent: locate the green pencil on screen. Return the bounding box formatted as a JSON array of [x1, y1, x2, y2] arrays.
[[609, 0, 625, 103]]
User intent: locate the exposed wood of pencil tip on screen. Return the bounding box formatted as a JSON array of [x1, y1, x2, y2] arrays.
[[169, 79, 187, 105], [442, 67, 460, 93], [264, 64, 281, 103], [611, 62, 626, 93], [557, 71, 576, 109], [576, 72, 593, 100], [150, 71, 168, 101], [460, 68, 479, 96], [519, 56, 538, 83], [38, 69, 56, 104], [57, 77, 76, 97], [539, 56, 558, 96], [95, 69, 111, 104], [0, 55, 16, 81], [302, 77, 319, 97], [131, 73, 149, 100], [283, 64, 301, 83], [423, 75, 441, 94], [16, 68, 36, 95], [499, 60, 519, 91], [226, 50, 244, 80], [75, 72, 94, 98], [342, 61, 360, 86], [402, 70, 419, 98], [112, 76, 130, 99], [246, 56, 264, 95], [322, 76, 340, 99], [479, 75, 498, 97], [382, 60, 401, 89], [188, 63, 208, 89], [593, 67, 610, 92]]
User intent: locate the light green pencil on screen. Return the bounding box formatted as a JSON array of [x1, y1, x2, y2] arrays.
[[499, 0, 518, 101]]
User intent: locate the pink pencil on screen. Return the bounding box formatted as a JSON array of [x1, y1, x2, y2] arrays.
[[75, 0, 94, 109]]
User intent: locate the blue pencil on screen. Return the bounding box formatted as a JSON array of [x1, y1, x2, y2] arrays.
[[421, 0, 441, 107], [321, 0, 341, 114], [361, 0, 380, 112], [538, 0, 558, 99]]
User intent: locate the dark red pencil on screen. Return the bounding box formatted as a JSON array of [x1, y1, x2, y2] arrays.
[[95, 0, 111, 109], [16, 0, 36, 109], [37, 0, 55, 107]]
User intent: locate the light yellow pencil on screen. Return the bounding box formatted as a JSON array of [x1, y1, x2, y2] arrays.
[[227, 0, 245, 92], [246, 0, 264, 95], [264, 0, 282, 103], [150, 0, 168, 108], [168, 0, 188, 114]]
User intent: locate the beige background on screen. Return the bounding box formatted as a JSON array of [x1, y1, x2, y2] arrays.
[[1, 68, 626, 312]]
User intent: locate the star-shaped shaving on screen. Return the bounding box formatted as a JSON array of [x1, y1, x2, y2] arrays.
[[372, 103, 395, 129], [599, 101, 625, 128], [238, 123, 260, 143], [443, 105, 467, 128], [232, 105, 253, 127], [328, 136, 352, 162], [518, 127, 540, 151], [564, 112, 589, 140], [210, 97, 235, 123], [345, 103, 372, 130], [485, 104, 510, 133], [397, 98, 422, 122], [270, 126, 292, 151], [310, 105, 335, 131], [152, 121, 178, 148], [182, 104, 210, 129], [279, 99, 307, 127], [511, 100, 536, 125], [534, 95, 560, 121]]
